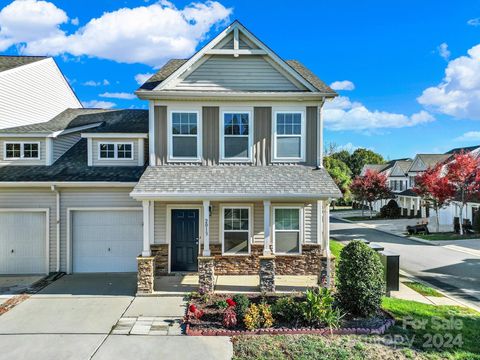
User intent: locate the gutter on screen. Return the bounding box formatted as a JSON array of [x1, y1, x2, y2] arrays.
[[130, 192, 343, 201], [0, 182, 138, 188]]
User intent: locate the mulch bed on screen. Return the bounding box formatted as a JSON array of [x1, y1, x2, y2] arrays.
[[185, 293, 395, 337]]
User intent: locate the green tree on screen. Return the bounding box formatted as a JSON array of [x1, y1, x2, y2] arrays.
[[349, 148, 385, 176], [330, 150, 351, 167], [323, 156, 352, 201]]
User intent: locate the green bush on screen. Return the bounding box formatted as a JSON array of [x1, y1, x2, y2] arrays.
[[380, 200, 401, 219], [336, 240, 385, 317], [215, 300, 228, 310], [300, 288, 343, 328], [233, 294, 250, 320], [271, 296, 302, 325], [473, 212, 480, 233]]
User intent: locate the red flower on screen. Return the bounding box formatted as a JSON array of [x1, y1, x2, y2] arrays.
[[226, 298, 236, 307], [195, 310, 204, 319], [189, 304, 197, 313]]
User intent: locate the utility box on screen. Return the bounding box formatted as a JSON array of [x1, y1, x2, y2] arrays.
[[379, 250, 400, 294], [369, 243, 385, 252]]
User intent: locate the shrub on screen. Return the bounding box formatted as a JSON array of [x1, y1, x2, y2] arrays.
[[474, 213, 480, 233], [380, 200, 401, 219], [336, 240, 385, 317], [258, 303, 274, 328], [299, 288, 343, 328], [271, 296, 302, 325], [222, 307, 237, 328], [233, 294, 250, 320], [244, 304, 261, 330], [215, 300, 228, 310]]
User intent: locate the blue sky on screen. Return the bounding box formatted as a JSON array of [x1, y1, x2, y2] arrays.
[[0, 0, 479, 159]]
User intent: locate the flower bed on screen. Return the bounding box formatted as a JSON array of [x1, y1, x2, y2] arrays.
[[184, 292, 395, 337]]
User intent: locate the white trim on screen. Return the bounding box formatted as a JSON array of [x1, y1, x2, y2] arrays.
[[219, 108, 253, 162], [165, 204, 203, 273], [149, 100, 155, 165], [263, 200, 271, 255], [205, 49, 267, 55], [0, 208, 50, 275], [131, 192, 335, 201], [0, 181, 137, 187], [81, 133, 148, 139], [167, 109, 202, 162], [203, 200, 210, 256], [45, 138, 53, 165], [317, 200, 323, 247], [271, 107, 306, 162], [142, 201, 151, 256], [87, 138, 93, 166], [138, 138, 145, 166], [318, 104, 324, 168], [233, 26, 239, 52], [66, 207, 142, 274], [220, 204, 253, 256], [51, 123, 103, 138], [3, 141, 41, 160], [97, 141, 134, 161], [138, 91, 329, 101], [272, 205, 303, 255]]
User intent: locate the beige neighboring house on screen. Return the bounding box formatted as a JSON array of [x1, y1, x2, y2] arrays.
[[0, 56, 82, 129], [0, 21, 341, 294]]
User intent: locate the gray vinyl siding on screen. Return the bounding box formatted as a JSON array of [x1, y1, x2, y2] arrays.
[[91, 138, 140, 167], [154, 105, 318, 166], [303, 201, 317, 244], [175, 55, 303, 91], [219, 33, 258, 49], [154, 202, 167, 244], [53, 132, 81, 162], [0, 138, 46, 166]]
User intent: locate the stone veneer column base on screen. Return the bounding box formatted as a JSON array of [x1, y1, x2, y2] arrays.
[[198, 256, 215, 294], [137, 256, 155, 294], [259, 255, 276, 293], [319, 255, 336, 288]]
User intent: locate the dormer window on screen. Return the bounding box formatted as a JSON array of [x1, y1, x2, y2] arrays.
[[98, 142, 133, 160], [4, 142, 39, 159]]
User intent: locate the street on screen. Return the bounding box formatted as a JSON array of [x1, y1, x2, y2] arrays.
[[330, 217, 480, 309]]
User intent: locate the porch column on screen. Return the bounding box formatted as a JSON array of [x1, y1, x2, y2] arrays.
[[321, 200, 333, 288], [318, 200, 324, 249], [322, 201, 330, 253], [263, 200, 271, 255], [202, 200, 210, 256], [142, 200, 151, 256]]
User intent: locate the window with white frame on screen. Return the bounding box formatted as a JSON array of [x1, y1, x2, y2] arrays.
[[4, 142, 40, 159], [99, 142, 133, 160], [222, 206, 251, 255], [169, 111, 200, 160], [221, 112, 252, 161], [273, 110, 305, 161], [273, 207, 302, 254]]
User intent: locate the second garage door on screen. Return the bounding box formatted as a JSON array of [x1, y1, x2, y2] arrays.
[[72, 210, 143, 273]]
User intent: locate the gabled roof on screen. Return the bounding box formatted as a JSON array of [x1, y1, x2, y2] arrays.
[[408, 154, 450, 172], [0, 109, 148, 136], [389, 160, 412, 177], [445, 145, 480, 154], [360, 164, 389, 176], [137, 20, 336, 96], [0, 56, 48, 73]]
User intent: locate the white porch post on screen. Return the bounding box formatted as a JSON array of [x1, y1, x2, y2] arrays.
[[142, 200, 151, 256], [318, 200, 324, 250], [203, 200, 210, 256], [263, 200, 271, 255], [323, 201, 330, 254]]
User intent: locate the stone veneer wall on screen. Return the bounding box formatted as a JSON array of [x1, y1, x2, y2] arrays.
[[210, 243, 322, 276], [150, 244, 168, 275]]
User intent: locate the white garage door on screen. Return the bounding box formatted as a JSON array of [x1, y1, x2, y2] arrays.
[[0, 211, 47, 274], [72, 210, 143, 273]]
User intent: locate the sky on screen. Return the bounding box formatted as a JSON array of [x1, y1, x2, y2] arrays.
[[0, 0, 479, 159]]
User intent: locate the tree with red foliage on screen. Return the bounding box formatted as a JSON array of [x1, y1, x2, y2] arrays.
[[350, 169, 392, 218], [446, 151, 480, 235], [413, 164, 455, 233]]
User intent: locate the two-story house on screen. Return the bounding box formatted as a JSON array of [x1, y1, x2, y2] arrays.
[[0, 21, 341, 294]]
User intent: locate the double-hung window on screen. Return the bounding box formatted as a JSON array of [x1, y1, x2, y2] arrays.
[[4, 142, 40, 159], [99, 142, 133, 160], [273, 207, 302, 255], [220, 111, 252, 161], [221, 206, 252, 255], [273, 110, 305, 161], [169, 111, 201, 161]]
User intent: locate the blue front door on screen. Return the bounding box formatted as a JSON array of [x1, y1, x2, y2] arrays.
[[171, 209, 199, 272]]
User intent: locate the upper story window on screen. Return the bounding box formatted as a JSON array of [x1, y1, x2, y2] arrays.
[[99, 142, 133, 160], [4, 142, 39, 159], [272, 110, 305, 161], [168, 111, 201, 161], [220, 111, 253, 162]]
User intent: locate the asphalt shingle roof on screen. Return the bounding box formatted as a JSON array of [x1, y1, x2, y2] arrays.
[[138, 58, 336, 95], [415, 154, 450, 169], [132, 165, 342, 198], [0, 109, 148, 134], [0, 139, 145, 182], [0, 56, 47, 73]]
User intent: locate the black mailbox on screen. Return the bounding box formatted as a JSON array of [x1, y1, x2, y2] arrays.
[[369, 243, 385, 252], [378, 250, 400, 294]]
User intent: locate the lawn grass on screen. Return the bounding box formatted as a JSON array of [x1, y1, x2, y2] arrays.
[[329, 238, 344, 259], [403, 282, 444, 297], [412, 233, 479, 241]]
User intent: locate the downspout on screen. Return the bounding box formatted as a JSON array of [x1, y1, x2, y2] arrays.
[[316, 100, 324, 169], [51, 185, 61, 272]]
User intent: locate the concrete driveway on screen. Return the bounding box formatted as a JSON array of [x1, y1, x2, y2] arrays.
[[0, 273, 232, 360]]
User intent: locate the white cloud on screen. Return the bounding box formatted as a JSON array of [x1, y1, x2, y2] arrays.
[[323, 96, 435, 131], [467, 18, 480, 26], [455, 131, 480, 142], [0, 0, 232, 67], [337, 142, 360, 153], [418, 44, 480, 120], [82, 79, 109, 86], [135, 73, 153, 85], [438, 42, 450, 60], [99, 92, 136, 100], [0, 0, 68, 51], [82, 100, 116, 109], [330, 80, 355, 91], [70, 17, 79, 26]]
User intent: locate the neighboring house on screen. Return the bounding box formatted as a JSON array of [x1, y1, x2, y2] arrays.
[[0, 21, 341, 295], [0, 56, 82, 129]]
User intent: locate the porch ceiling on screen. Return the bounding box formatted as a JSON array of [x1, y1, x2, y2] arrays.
[[130, 165, 342, 200]]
